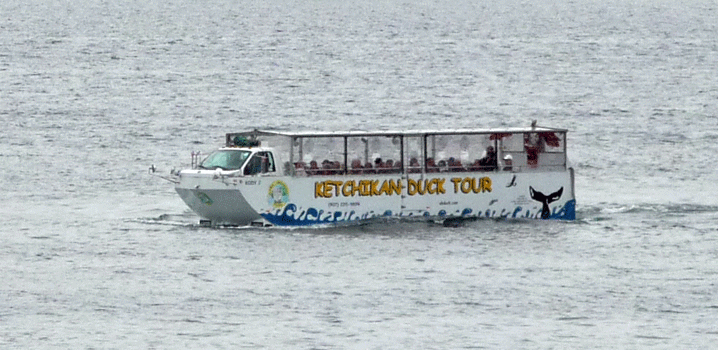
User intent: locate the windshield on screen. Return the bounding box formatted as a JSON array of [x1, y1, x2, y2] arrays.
[[199, 150, 251, 170]]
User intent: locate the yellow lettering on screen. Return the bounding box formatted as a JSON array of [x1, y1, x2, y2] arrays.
[[481, 177, 492, 192], [342, 180, 354, 197], [408, 178, 446, 196], [451, 177, 462, 193], [436, 178, 446, 194], [408, 179, 417, 196], [379, 180, 391, 195], [360, 180, 371, 196], [471, 177, 482, 193], [427, 179, 436, 194], [417, 179, 427, 195], [352, 181, 362, 197], [323, 181, 333, 198], [317, 178, 418, 197], [329, 180, 342, 197], [371, 180, 381, 196], [315, 182, 325, 198], [461, 177, 472, 194], [390, 179, 402, 196]]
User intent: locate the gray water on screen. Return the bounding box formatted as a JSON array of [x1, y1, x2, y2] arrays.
[[2, 0, 718, 348]]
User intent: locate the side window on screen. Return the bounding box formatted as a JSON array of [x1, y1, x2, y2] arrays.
[[244, 155, 261, 175], [243, 152, 276, 176], [261, 152, 276, 173]]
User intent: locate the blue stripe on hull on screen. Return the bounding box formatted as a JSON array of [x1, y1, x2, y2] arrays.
[[260, 199, 577, 226]]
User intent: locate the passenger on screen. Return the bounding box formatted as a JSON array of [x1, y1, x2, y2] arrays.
[[393, 160, 403, 174], [448, 157, 464, 172], [503, 154, 513, 171], [408, 157, 420, 173], [334, 161, 344, 174], [294, 162, 307, 176], [426, 158, 438, 173], [244, 155, 263, 175], [260, 155, 270, 173], [350, 159, 363, 174], [325, 160, 336, 175], [478, 146, 497, 171], [437, 159, 448, 172], [321, 159, 333, 175], [374, 157, 384, 173], [385, 159, 394, 174], [525, 133, 540, 168], [329, 160, 341, 175], [308, 160, 319, 175], [364, 162, 375, 174]]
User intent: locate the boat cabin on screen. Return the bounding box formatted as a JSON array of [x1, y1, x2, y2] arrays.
[[193, 127, 568, 177]]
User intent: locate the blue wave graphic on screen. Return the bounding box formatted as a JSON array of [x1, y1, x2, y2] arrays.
[[261, 199, 577, 226]]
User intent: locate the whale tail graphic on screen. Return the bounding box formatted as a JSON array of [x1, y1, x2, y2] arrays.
[[530, 186, 563, 219]]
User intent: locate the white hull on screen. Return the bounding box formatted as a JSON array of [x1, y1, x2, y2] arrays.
[[175, 169, 575, 226]]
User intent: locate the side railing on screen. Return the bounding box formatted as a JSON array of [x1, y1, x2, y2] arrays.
[[191, 151, 202, 169]]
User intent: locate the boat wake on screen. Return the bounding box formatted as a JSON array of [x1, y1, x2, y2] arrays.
[[132, 210, 580, 233], [132, 213, 205, 227], [578, 202, 718, 220]]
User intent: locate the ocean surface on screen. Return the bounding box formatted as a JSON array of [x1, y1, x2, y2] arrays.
[[2, 0, 718, 348]]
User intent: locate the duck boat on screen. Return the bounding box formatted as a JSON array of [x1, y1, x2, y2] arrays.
[[170, 123, 576, 227]]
